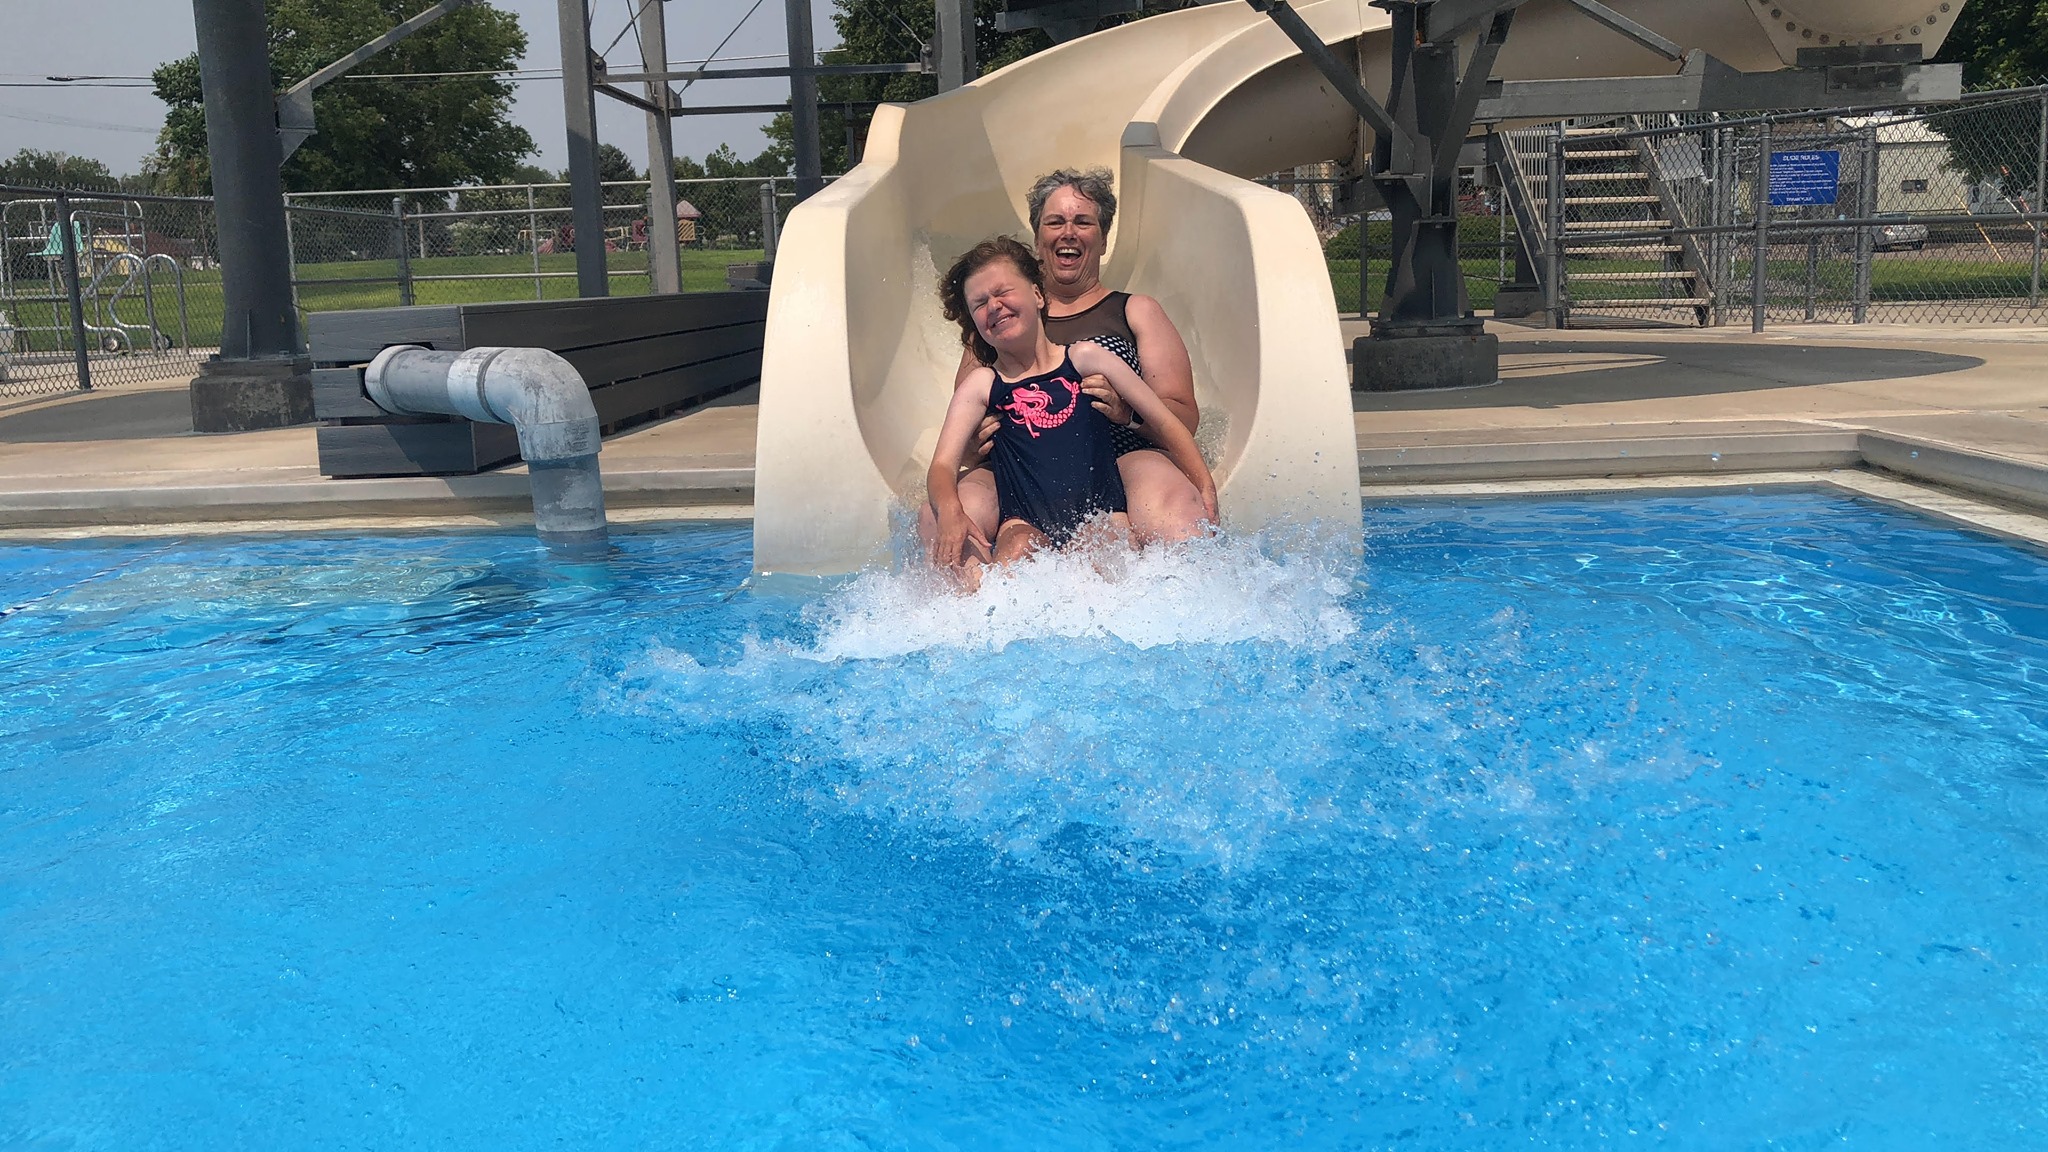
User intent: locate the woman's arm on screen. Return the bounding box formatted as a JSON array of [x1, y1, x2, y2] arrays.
[[1071, 343, 1216, 523], [927, 369, 996, 565], [1126, 294, 1198, 437]]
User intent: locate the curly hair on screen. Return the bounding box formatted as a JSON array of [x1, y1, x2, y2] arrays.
[[938, 236, 1043, 367], [1025, 167, 1116, 234]]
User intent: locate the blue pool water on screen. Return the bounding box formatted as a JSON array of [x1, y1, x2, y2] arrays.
[[3, 490, 2046, 1149]]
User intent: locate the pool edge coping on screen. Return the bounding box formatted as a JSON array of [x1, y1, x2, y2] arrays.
[[5, 431, 2048, 548]]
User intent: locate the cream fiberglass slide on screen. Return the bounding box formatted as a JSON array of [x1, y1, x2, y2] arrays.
[[752, 0, 1961, 575]]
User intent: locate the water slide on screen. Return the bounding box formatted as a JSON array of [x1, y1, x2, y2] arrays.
[[752, 0, 1962, 575]]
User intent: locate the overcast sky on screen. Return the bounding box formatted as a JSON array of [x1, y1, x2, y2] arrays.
[[0, 0, 863, 179]]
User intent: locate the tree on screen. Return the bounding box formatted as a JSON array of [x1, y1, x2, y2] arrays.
[[1934, 0, 2048, 89], [0, 149, 116, 189], [1929, 1, 2048, 191], [595, 142, 643, 207], [147, 0, 535, 195], [673, 144, 788, 248]]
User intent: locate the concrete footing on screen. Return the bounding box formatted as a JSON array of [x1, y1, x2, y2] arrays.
[[190, 356, 315, 433], [1491, 286, 1547, 321], [1353, 331, 1500, 391]]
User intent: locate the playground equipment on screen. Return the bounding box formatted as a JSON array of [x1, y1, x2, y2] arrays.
[[750, 0, 1966, 576], [0, 198, 193, 364]]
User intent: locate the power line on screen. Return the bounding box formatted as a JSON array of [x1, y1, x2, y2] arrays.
[[0, 106, 159, 133], [0, 81, 153, 89]]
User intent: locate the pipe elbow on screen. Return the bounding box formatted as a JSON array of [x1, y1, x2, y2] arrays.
[[474, 347, 602, 464], [366, 344, 600, 463]]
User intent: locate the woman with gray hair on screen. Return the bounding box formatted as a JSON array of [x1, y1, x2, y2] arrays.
[[922, 166, 1208, 554]]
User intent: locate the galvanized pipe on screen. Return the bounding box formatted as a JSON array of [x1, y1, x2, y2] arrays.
[[364, 345, 607, 550], [1752, 118, 1770, 334], [2033, 91, 2046, 310]]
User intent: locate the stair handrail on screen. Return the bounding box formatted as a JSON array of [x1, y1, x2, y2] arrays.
[[1626, 115, 1718, 324]]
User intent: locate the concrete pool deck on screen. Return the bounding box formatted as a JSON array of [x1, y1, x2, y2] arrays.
[[3, 319, 2047, 541]]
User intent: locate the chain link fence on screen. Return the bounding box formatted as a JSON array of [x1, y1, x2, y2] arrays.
[[284, 177, 793, 308], [1478, 85, 2048, 329], [0, 185, 223, 397]]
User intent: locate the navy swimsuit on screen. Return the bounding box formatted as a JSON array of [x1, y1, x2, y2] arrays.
[[987, 348, 1127, 543]]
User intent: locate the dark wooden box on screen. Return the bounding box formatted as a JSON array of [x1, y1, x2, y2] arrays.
[[307, 292, 768, 478]]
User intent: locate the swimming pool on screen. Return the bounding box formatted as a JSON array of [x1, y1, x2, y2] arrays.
[[3, 490, 2045, 1148]]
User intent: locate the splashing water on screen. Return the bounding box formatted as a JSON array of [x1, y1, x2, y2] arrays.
[[622, 527, 1377, 873], [806, 528, 1360, 658]]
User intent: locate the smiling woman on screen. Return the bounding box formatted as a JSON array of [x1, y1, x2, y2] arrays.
[[924, 167, 1213, 554]]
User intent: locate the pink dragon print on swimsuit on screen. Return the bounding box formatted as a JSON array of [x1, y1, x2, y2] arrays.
[[999, 376, 1081, 439]]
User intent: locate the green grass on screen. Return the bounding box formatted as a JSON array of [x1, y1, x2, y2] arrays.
[[3, 249, 767, 353], [1327, 257, 1510, 315], [294, 248, 766, 312], [1324, 245, 2044, 314]]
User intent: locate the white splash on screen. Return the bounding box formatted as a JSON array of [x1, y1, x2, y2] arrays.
[[802, 529, 1361, 660]]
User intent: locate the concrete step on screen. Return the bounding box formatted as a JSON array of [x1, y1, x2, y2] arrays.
[[1563, 243, 1683, 255], [1570, 270, 1700, 281], [1568, 296, 1713, 307]]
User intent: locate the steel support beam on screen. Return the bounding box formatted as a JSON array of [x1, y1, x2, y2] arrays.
[[188, 0, 313, 429], [1557, 0, 1682, 62], [935, 0, 976, 91], [593, 86, 881, 119], [638, 0, 682, 294], [193, 0, 302, 359], [1244, 0, 1416, 180], [558, 0, 609, 297], [602, 62, 924, 84], [786, 0, 824, 201], [277, 0, 479, 160], [1475, 53, 1964, 120]]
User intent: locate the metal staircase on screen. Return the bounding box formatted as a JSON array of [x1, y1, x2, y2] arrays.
[[1497, 119, 1716, 327]]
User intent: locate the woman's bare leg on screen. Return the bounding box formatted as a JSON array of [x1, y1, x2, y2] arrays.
[[1117, 449, 1210, 543], [919, 466, 1001, 554], [993, 519, 1050, 564]]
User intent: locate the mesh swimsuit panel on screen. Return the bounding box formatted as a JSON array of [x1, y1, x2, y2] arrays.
[[987, 348, 1127, 544], [1043, 293, 1151, 458]]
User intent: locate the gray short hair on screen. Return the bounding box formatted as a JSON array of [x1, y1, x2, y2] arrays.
[[1026, 167, 1117, 234]]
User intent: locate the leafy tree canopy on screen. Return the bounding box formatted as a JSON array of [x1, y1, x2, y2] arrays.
[[1929, 1, 2048, 187], [1934, 0, 2048, 89], [0, 149, 117, 190], [148, 0, 535, 195]]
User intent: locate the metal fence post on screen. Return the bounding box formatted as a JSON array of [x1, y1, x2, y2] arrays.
[[1547, 123, 1568, 328], [392, 196, 415, 306], [761, 179, 780, 260], [52, 190, 92, 390], [1752, 119, 1770, 333], [1854, 126, 1876, 322], [2032, 90, 2046, 310], [282, 193, 302, 317], [527, 184, 543, 300], [1805, 235, 1819, 320]]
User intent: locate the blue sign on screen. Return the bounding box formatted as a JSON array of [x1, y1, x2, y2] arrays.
[[1769, 150, 1841, 207]]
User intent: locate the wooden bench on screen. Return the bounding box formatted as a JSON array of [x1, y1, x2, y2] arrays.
[[307, 292, 767, 478]]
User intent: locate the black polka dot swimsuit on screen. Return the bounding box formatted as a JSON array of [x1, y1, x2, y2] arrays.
[[1043, 293, 1151, 458]]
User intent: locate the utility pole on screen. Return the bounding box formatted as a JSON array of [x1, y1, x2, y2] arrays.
[[187, 0, 313, 432], [638, 0, 683, 293], [558, 0, 609, 297], [786, 0, 823, 201], [934, 0, 976, 92]]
